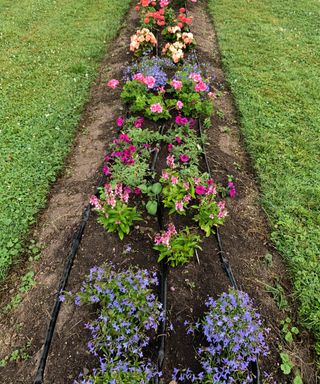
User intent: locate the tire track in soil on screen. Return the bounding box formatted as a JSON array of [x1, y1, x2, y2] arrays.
[[0, 1, 317, 383]]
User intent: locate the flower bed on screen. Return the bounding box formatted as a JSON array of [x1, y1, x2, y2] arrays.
[[64, 0, 273, 382]]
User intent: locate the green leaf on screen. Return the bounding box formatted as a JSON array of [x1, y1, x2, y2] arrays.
[[293, 374, 303, 384], [285, 332, 293, 343], [151, 183, 162, 195], [146, 200, 158, 215]]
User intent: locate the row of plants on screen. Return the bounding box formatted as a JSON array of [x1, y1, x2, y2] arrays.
[[65, 0, 272, 382]]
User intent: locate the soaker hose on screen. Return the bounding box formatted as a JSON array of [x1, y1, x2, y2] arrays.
[[33, 203, 91, 384]]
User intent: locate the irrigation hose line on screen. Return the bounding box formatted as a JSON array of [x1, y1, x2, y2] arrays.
[[33, 203, 91, 384]]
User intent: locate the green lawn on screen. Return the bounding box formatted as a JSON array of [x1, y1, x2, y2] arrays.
[[0, 0, 131, 279], [208, 0, 320, 353]]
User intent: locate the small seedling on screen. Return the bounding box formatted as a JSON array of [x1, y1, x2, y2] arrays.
[[265, 278, 289, 310], [263, 253, 273, 267], [280, 352, 293, 375], [281, 317, 299, 344], [216, 110, 225, 119]]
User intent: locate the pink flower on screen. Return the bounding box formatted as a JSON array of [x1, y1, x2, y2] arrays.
[[158, 86, 165, 93], [166, 154, 175, 168], [176, 100, 183, 110], [103, 165, 111, 176], [180, 154, 189, 163], [228, 181, 237, 198], [171, 79, 183, 90], [90, 195, 102, 210], [208, 91, 216, 98], [183, 194, 191, 202], [133, 73, 145, 82], [218, 201, 227, 218], [144, 75, 156, 88], [161, 170, 169, 180], [134, 187, 141, 196], [134, 117, 144, 128], [176, 136, 182, 144], [171, 176, 178, 184], [116, 117, 124, 127], [175, 201, 184, 211], [189, 72, 202, 82], [195, 81, 207, 92], [167, 223, 177, 235], [195, 185, 206, 195], [183, 182, 190, 190], [168, 143, 173, 152], [150, 103, 163, 113], [107, 79, 119, 89], [175, 116, 189, 125], [119, 133, 131, 143]]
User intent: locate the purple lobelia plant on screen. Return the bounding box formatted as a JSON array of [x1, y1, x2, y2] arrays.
[[172, 289, 269, 383], [72, 265, 163, 383]]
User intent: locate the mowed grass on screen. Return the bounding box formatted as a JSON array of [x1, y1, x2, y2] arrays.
[[0, 0, 131, 279], [208, 0, 320, 352]]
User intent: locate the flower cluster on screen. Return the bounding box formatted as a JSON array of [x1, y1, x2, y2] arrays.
[[91, 183, 141, 239], [130, 28, 157, 53], [153, 224, 202, 267], [72, 266, 162, 383], [174, 289, 269, 383]]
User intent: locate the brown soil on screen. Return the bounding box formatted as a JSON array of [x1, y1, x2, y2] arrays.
[[0, 1, 317, 384]]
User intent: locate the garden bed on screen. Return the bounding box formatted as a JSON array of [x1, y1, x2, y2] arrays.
[[0, 1, 317, 383]]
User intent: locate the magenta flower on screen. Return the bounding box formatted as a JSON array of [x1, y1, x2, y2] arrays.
[[175, 116, 189, 125], [166, 154, 175, 168], [180, 154, 189, 163], [150, 103, 163, 113], [134, 187, 141, 196], [116, 116, 124, 127], [195, 185, 206, 195], [119, 133, 131, 143], [107, 79, 119, 89], [134, 117, 144, 128], [168, 143, 173, 152], [176, 136, 182, 144], [103, 165, 111, 176], [228, 181, 237, 198]]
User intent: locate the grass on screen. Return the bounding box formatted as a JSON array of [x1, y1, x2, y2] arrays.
[[208, 0, 320, 354], [0, 0, 131, 279]]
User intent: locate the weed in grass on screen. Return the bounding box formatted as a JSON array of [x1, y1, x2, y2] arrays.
[[0, 340, 32, 367]]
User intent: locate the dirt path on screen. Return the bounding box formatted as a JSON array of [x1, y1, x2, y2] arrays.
[[0, 1, 316, 383]]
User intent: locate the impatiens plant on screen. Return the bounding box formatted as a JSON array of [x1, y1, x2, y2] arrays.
[[72, 265, 162, 383], [174, 289, 269, 383], [90, 183, 141, 240], [153, 224, 202, 266]]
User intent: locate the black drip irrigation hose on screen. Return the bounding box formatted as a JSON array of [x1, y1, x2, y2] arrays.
[[33, 204, 91, 384], [33, 175, 105, 384]]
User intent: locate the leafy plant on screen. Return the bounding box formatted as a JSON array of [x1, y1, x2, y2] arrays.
[[139, 182, 162, 215], [0, 340, 32, 367], [281, 317, 299, 344], [265, 279, 289, 311], [71, 265, 162, 383], [280, 352, 293, 375], [90, 184, 141, 240], [153, 224, 202, 267]]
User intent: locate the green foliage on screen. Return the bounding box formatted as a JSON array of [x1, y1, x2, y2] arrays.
[[0, 0, 131, 279], [280, 317, 299, 344], [111, 159, 151, 188], [280, 352, 293, 375], [139, 182, 162, 215], [154, 227, 202, 267], [0, 340, 32, 367], [265, 279, 289, 311], [208, 0, 320, 351], [125, 127, 164, 146]]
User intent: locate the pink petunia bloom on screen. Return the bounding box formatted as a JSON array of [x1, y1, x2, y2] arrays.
[[167, 223, 177, 235], [90, 195, 102, 211], [175, 116, 189, 125], [171, 79, 183, 90], [144, 75, 156, 88], [195, 185, 206, 195], [176, 136, 182, 144], [189, 72, 202, 82], [107, 79, 119, 89], [180, 154, 189, 163], [134, 117, 144, 128], [218, 201, 227, 218], [183, 182, 190, 190], [195, 81, 207, 92], [168, 143, 173, 152], [116, 117, 124, 127], [176, 100, 183, 110], [119, 133, 131, 143], [150, 103, 163, 113], [103, 165, 111, 176], [183, 194, 192, 202]]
